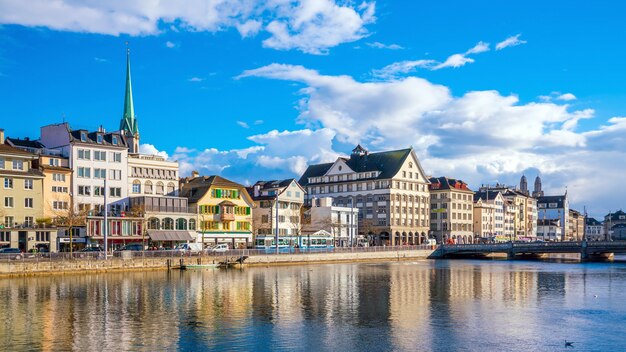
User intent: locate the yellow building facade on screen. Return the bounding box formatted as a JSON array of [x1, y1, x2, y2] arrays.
[[180, 174, 254, 248]]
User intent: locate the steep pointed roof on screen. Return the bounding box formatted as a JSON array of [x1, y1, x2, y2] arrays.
[[120, 47, 138, 136]]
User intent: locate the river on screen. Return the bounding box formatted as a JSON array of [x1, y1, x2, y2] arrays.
[[2, 258, 626, 351]]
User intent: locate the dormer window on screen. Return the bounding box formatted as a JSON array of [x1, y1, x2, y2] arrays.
[[80, 132, 86, 142], [112, 136, 118, 145], [97, 134, 103, 144]]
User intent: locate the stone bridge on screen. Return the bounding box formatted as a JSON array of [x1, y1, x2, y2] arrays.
[[433, 241, 626, 260]]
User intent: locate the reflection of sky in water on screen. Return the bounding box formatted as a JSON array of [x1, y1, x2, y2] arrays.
[[1, 260, 626, 351]]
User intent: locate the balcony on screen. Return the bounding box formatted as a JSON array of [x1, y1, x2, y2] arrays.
[[221, 213, 235, 221]]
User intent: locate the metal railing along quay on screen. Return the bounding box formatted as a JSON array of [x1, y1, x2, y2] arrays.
[[0, 244, 437, 263]]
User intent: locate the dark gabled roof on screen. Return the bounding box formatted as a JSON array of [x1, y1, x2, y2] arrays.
[[0, 168, 44, 177], [605, 210, 626, 221], [6, 137, 44, 149], [429, 176, 473, 192], [179, 175, 246, 204], [537, 195, 566, 208], [586, 217, 601, 226], [298, 147, 413, 186], [298, 163, 334, 186], [69, 129, 128, 148], [473, 190, 501, 202]]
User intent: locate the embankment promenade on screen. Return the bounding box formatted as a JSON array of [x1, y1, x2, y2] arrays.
[[0, 246, 437, 277]]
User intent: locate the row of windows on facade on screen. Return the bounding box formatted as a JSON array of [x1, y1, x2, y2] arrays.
[[146, 217, 196, 231], [431, 192, 474, 201], [198, 205, 251, 215], [77, 149, 122, 162], [131, 167, 178, 180], [386, 218, 428, 227], [1, 216, 34, 228], [333, 194, 430, 205], [538, 203, 561, 208], [77, 167, 122, 180], [77, 186, 122, 197], [4, 197, 34, 208], [309, 180, 430, 194], [430, 223, 474, 231], [78, 203, 125, 214], [259, 201, 301, 210], [210, 188, 241, 199], [0, 159, 25, 171], [308, 171, 382, 184], [200, 221, 250, 231], [3, 177, 33, 190], [79, 132, 121, 145], [260, 215, 300, 223], [431, 212, 474, 221], [264, 190, 302, 198], [131, 181, 176, 195], [431, 202, 474, 211], [0, 231, 50, 242]]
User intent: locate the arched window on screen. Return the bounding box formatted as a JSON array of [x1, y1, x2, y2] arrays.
[[145, 181, 153, 194], [148, 217, 160, 230], [132, 180, 141, 194], [162, 217, 174, 230], [189, 219, 196, 231], [176, 218, 187, 230], [156, 182, 165, 195], [167, 182, 175, 195]]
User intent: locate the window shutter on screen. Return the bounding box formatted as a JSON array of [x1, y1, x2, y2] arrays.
[[216, 189, 222, 198], [216, 206, 220, 214], [246, 207, 251, 215]]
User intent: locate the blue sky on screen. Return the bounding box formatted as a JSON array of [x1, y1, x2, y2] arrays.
[[1, 0, 625, 218]]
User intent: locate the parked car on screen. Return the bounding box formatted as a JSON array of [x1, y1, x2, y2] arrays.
[[174, 243, 204, 252], [118, 243, 144, 251], [80, 246, 103, 252], [210, 244, 230, 253], [0, 247, 23, 259]]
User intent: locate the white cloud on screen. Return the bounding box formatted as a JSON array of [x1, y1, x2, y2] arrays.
[[366, 41, 404, 50], [236, 121, 250, 128], [254, 119, 264, 125], [236, 19, 262, 38], [432, 53, 474, 70], [165, 41, 176, 48], [557, 93, 577, 101], [496, 34, 527, 50], [139, 144, 169, 159], [94, 57, 107, 62], [372, 60, 436, 79], [373, 41, 490, 77], [188, 77, 204, 82], [238, 63, 626, 217], [0, 0, 376, 54], [465, 41, 490, 55]]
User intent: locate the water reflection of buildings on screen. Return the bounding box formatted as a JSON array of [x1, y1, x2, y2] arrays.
[[0, 261, 598, 351]]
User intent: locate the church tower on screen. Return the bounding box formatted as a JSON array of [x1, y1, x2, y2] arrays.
[[533, 175, 544, 197], [119, 45, 139, 153], [520, 175, 529, 195]]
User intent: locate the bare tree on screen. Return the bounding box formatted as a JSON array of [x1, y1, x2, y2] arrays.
[[359, 219, 377, 246], [127, 203, 147, 251], [52, 200, 87, 256]]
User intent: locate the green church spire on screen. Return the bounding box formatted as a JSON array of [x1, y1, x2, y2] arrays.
[[120, 45, 138, 135]]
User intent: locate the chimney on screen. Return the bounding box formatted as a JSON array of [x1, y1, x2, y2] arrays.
[[0, 129, 4, 144], [191, 170, 199, 178]]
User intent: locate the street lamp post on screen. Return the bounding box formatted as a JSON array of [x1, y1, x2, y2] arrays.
[[275, 193, 279, 254], [103, 178, 108, 260]]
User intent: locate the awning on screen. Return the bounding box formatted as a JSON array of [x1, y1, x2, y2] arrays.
[[147, 230, 195, 241]]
